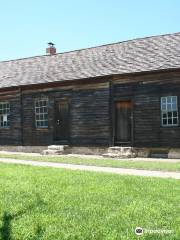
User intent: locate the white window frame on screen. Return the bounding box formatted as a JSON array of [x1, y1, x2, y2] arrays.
[[161, 96, 178, 127], [35, 98, 48, 128], [0, 102, 10, 128]]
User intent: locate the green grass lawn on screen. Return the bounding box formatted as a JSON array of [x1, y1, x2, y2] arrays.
[[0, 153, 180, 172], [0, 163, 179, 239]]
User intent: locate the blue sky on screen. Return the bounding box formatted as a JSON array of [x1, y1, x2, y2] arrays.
[[0, 0, 180, 61]]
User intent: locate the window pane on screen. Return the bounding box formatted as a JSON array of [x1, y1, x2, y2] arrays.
[[162, 112, 167, 118], [168, 118, 172, 125], [44, 114, 48, 120], [172, 103, 177, 111], [167, 103, 172, 111], [163, 119, 167, 125], [168, 112, 172, 118], [161, 103, 166, 111], [161, 97, 166, 104], [173, 118, 178, 125], [173, 111, 177, 117], [167, 96, 172, 104], [43, 107, 47, 113], [172, 96, 177, 103]]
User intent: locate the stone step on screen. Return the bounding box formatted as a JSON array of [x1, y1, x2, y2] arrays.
[[42, 149, 65, 155], [48, 145, 69, 151], [42, 145, 70, 155], [106, 147, 137, 158]]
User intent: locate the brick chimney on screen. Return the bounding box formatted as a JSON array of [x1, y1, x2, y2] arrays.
[[46, 42, 56, 55]]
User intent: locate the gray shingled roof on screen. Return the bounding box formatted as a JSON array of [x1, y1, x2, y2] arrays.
[[1, 32, 180, 89]]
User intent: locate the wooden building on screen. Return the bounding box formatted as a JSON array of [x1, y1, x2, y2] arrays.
[[0, 33, 180, 149]]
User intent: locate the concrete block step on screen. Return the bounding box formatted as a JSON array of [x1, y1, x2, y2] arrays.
[[168, 149, 180, 159], [48, 145, 69, 151], [106, 147, 137, 158], [42, 149, 65, 155], [42, 145, 70, 155]]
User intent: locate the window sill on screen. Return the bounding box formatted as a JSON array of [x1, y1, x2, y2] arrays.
[[0, 127, 10, 130], [160, 126, 179, 129], [35, 128, 49, 131]]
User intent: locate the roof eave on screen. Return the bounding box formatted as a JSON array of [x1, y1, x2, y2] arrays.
[[0, 67, 180, 93]]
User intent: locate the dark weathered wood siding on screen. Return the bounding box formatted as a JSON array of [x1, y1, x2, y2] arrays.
[[113, 70, 180, 147], [0, 70, 180, 147], [0, 90, 22, 145], [71, 83, 110, 145], [21, 82, 110, 146]]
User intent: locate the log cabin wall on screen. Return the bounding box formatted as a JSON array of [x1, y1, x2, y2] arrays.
[[70, 82, 110, 146], [0, 69, 180, 148], [0, 90, 22, 145], [21, 82, 110, 146], [113, 70, 180, 147]]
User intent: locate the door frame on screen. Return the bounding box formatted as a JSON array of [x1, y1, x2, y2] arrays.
[[112, 98, 134, 146], [53, 98, 70, 144]]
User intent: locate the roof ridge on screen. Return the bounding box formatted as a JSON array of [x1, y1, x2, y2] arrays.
[[1, 31, 180, 63]]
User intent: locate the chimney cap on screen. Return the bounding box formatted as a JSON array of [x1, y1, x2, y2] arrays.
[[47, 42, 55, 47]]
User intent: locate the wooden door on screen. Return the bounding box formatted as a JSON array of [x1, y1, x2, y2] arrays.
[[114, 101, 132, 144], [54, 101, 69, 141]]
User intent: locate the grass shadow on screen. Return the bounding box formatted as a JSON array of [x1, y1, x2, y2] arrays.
[[0, 194, 46, 240], [0, 211, 12, 240]]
